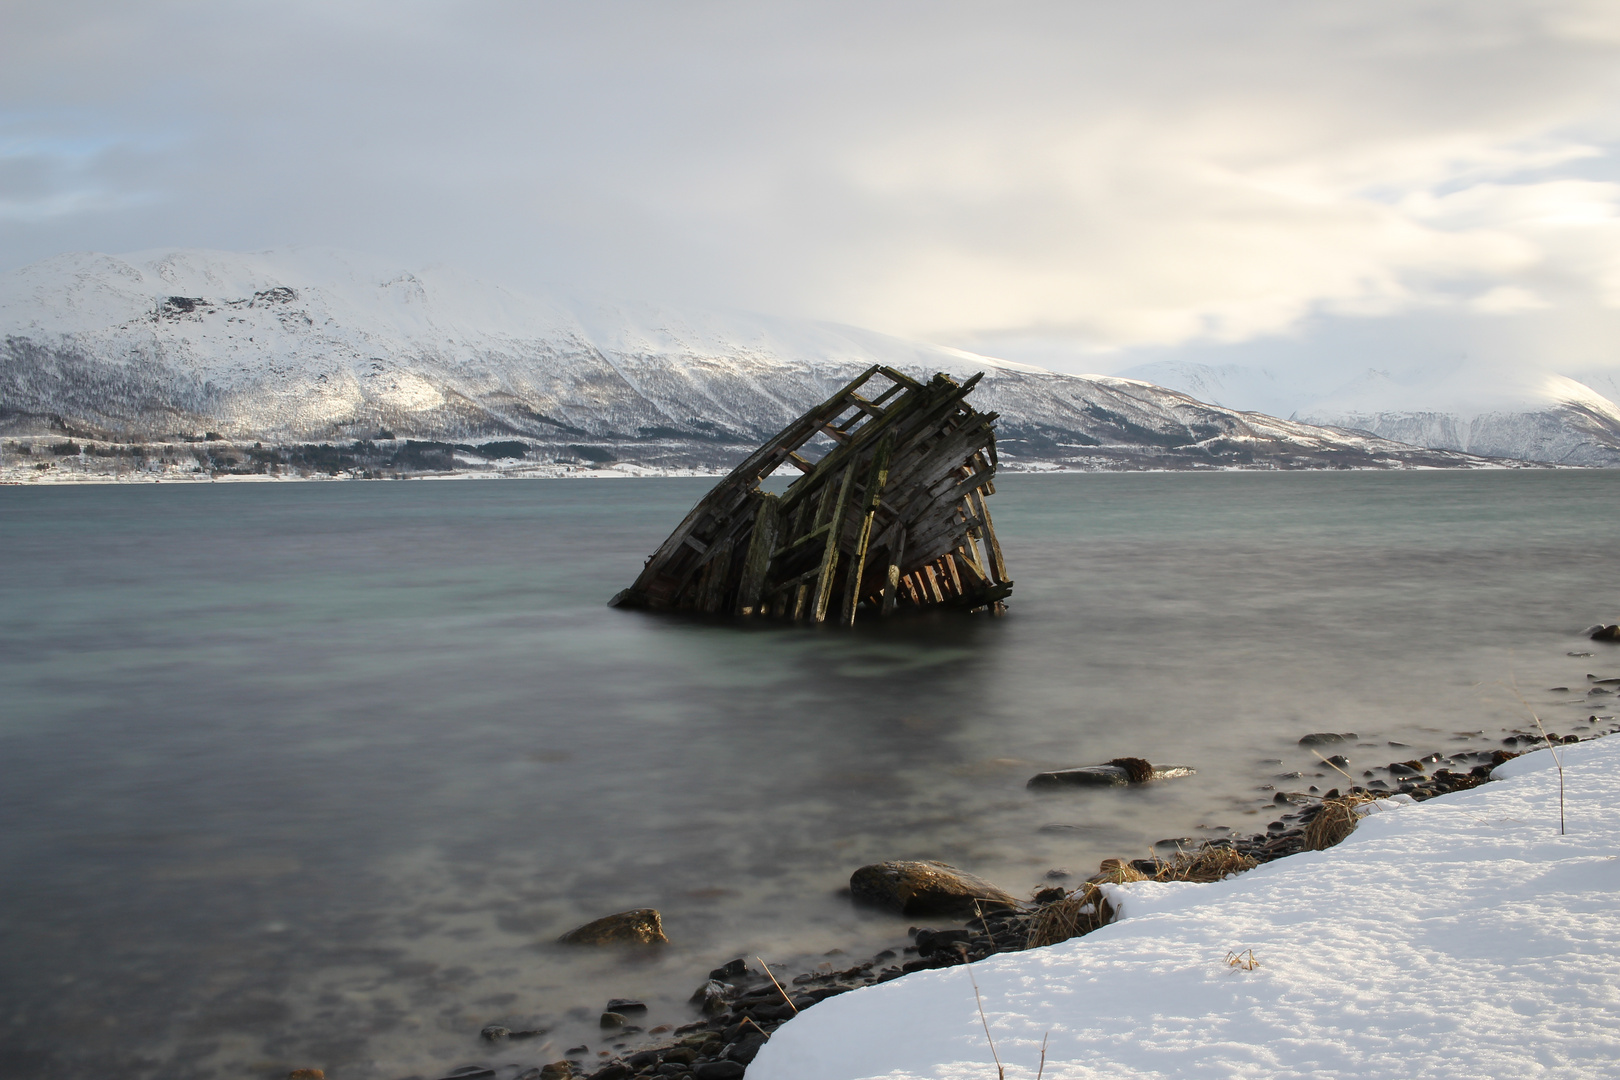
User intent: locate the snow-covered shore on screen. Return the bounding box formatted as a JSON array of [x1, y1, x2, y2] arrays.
[[751, 736, 1620, 1080]]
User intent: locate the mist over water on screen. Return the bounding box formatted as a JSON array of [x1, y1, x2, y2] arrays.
[[2, 472, 1616, 1079]]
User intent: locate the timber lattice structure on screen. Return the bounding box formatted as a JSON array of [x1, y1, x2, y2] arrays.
[[609, 366, 1012, 625]]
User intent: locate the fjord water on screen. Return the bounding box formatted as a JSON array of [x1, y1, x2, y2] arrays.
[[2, 471, 1617, 1079]]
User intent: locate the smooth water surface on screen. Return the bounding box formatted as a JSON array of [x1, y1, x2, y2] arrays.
[[2, 472, 1617, 1078]]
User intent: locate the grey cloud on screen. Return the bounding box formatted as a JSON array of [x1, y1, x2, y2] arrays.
[[2, 0, 1619, 375]]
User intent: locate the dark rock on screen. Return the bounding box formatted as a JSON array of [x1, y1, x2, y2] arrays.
[[589, 1066, 631, 1080], [607, 999, 649, 1014], [1108, 756, 1154, 783], [600, 1011, 629, 1029], [694, 1063, 746, 1080], [1027, 762, 1195, 788], [849, 860, 1018, 916], [480, 1026, 511, 1041], [1590, 624, 1620, 642], [625, 1050, 662, 1069], [914, 928, 976, 951], [709, 958, 748, 981], [727, 1031, 769, 1064], [1032, 885, 1067, 903], [1298, 732, 1357, 746], [1128, 858, 1158, 874], [663, 1048, 698, 1065], [560, 909, 668, 946], [1045, 868, 1072, 879], [1323, 754, 1349, 768], [539, 1065, 573, 1080], [689, 979, 733, 1014], [744, 1001, 795, 1022], [439, 1070, 497, 1080]]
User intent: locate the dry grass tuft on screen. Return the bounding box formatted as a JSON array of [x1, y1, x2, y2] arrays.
[[1225, 949, 1260, 970], [1303, 793, 1378, 851], [1089, 857, 1149, 885], [1153, 845, 1259, 883], [1026, 884, 1115, 948]]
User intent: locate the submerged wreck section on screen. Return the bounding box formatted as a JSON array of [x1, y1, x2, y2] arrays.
[[610, 365, 1012, 624]]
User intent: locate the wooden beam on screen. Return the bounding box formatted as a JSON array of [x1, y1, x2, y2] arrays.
[[840, 433, 894, 627], [809, 460, 858, 623], [735, 492, 780, 616], [969, 488, 1007, 583]]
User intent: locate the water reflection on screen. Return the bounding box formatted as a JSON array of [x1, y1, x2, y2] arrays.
[[1, 471, 1616, 1078]]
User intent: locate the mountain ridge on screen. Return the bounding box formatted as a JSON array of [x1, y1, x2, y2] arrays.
[[1, 248, 1509, 472]]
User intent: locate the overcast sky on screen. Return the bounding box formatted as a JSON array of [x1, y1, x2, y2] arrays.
[[4, 0, 1619, 379]]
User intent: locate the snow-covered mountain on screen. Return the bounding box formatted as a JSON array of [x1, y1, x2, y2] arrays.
[[0, 248, 1495, 471], [1118, 358, 1620, 467]]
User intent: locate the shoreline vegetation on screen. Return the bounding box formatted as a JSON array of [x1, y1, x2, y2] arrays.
[[394, 710, 1619, 1080], [0, 434, 1554, 486]]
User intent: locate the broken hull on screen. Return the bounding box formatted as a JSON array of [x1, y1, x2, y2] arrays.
[[610, 366, 1013, 624]]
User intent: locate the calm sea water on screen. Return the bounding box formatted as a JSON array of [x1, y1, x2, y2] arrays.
[[2, 472, 1617, 1079]]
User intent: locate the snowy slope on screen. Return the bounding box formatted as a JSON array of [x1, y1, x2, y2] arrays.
[[0, 249, 1491, 470], [1120, 359, 1620, 466], [750, 736, 1620, 1080]]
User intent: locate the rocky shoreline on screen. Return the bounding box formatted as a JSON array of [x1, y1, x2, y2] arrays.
[[399, 709, 1618, 1080]]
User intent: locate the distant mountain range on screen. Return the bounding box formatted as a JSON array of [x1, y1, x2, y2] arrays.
[[1118, 358, 1620, 467], [0, 248, 1522, 471]]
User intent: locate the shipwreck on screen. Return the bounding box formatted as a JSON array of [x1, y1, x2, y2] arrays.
[[609, 365, 1012, 625]]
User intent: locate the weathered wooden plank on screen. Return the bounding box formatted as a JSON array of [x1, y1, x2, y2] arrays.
[[699, 537, 735, 614], [969, 487, 1007, 584], [839, 433, 894, 627], [809, 461, 858, 623], [736, 492, 780, 616]]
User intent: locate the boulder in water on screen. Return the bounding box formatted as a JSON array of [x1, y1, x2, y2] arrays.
[[557, 908, 668, 945], [1026, 759, 1195, 789], [1298, 732, 1358, 746], [849, 859, 1018, 915], [1592, 624, 1620, 642]]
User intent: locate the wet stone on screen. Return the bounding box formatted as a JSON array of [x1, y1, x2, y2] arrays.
[[559, 909, 669, 946], [708, 958, 748, 981], [1299, 732, 1357, 746], [849, 860, 1018, 916], [1027, 761, 1195, 788], [693, 1063, 745, 1080]]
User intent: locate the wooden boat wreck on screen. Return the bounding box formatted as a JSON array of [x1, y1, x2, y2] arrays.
[[609, 365, 1012, 625]]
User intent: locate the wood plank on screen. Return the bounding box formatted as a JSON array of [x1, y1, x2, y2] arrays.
[[839, 433, 894, 627], [809, 460, 858, 623], [735, 492, 780, 616], [880, 524, 906, 617], [970, 488, 1008, 583], [700, 537, 734, 613]]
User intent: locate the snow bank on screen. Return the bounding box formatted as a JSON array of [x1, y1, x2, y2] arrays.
[[750, 737, 1620, 1079]]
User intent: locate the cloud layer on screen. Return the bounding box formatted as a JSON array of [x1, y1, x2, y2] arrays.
[[4, 0, 1619, 371]]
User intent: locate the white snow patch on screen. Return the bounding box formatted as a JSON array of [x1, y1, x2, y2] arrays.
[[750, 737, 1620, 1080]]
